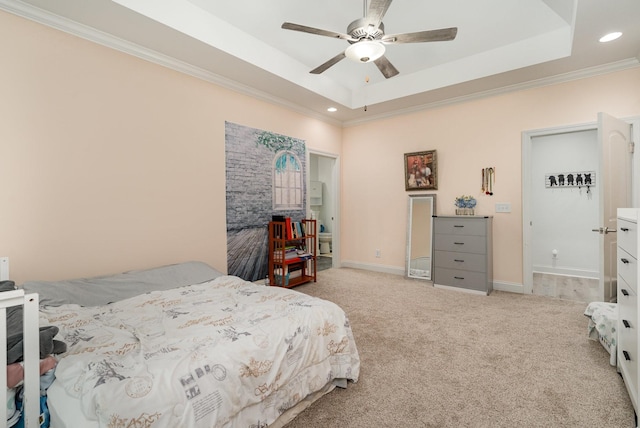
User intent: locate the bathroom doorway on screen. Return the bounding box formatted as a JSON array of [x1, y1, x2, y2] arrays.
[[309, 151, 339, 271]]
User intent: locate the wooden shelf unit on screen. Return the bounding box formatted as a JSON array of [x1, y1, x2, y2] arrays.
[[268, 219, 317, 288]]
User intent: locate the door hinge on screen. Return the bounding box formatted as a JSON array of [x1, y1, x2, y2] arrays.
[[629, 142, 635, 154]]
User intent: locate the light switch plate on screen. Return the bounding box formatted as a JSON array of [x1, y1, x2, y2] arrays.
[[495, 203, 512, 213]]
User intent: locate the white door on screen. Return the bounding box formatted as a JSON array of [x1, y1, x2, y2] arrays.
[[595, 112, 633, 302]]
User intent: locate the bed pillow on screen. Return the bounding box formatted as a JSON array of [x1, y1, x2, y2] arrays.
[[21, 261, 224, 307]]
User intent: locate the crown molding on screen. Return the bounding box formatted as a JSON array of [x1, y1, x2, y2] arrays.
[[0, 0, 342, 127], [2, 0, 638, 129], [342, 58, 640, 127]]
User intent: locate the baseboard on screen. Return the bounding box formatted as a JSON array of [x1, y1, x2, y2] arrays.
[[340, 261, 405, 276], [532, 266, 598, 279], [434, 283, 488, 296], [493, 280, 524, 294], [339, 262, 525, 295]]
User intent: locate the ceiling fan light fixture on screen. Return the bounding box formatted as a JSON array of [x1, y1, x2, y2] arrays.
[[345, 40, 385, 63]]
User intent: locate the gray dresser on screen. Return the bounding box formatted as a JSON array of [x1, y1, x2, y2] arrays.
[[617, 208, 639, 414], [433, 216, 493, 295]]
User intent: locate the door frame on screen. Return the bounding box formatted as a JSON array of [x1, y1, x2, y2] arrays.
[[521, 116, 640, 294], [308, 149, 341, 268]]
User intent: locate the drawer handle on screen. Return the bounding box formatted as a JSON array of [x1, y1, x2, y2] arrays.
[[454, 242, 465, 245], [454, 276, 465, 280], [454, 225, 465, 228], [623, 350, 631, 361], [454, 259, 465, 263], [621, 227, 629, 232], [620, 258, 630, 264], [623, 319, 631, 328], [621, 289, 629, 296]]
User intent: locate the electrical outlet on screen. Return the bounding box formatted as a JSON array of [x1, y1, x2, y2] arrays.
[[495, 203, 512, 213], [375, 249, 381, 258]]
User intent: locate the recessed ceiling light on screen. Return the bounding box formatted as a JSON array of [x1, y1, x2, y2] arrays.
[[327, 107, 337, 112], [599, 32, 622, 43]]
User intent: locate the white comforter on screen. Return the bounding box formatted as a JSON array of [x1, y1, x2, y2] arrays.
[[584, 301, 617, 366], [39, 276, 360, 427]]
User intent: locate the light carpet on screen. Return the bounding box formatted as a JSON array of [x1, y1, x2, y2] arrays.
[[287, 267, 635, 428]]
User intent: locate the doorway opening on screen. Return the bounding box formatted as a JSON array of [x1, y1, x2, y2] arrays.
[[309, 151, 340, 272], [527, 127, 600, 302], [522, 115, 639, 303]]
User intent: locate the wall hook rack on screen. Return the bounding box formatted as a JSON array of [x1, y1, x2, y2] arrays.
[[482, 167, 495, 195]]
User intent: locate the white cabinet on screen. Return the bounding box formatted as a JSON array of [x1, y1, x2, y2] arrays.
[[433, 216, 493, 295], [617, 208, 639, 414], [310, 181, 322, 205]]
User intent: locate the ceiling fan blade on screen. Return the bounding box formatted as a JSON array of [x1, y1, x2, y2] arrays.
[[374, 55, 399, 79], [282, 22, 355, 41], [310, 51, 347, 74], [382, 27, 458, 44], [365, 0, 393, 28]]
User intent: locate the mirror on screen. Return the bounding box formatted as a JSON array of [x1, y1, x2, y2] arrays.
[[406, 194, 436, 280]]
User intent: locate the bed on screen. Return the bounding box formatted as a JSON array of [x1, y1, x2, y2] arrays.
[[584, 301, 617, 366], [11, 261, 360, 427]]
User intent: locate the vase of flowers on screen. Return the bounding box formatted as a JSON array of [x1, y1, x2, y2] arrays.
[[454, 195, 477, 215]]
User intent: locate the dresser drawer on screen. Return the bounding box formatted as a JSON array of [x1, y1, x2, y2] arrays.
[[619, 277, 637, 308], [434, 267, 487, 292], [618, 284, 637, 333], [434, 234, 487, 254], [434, 250, 486, 273], [618, 218, 638, 259], [619, 335, 638, 406], [618, 277, 638, 404], [434, 217, 486, 236], [618, 247, 637, 293]]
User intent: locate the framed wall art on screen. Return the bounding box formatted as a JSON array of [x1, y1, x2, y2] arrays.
[[405, 150, 437, 191]]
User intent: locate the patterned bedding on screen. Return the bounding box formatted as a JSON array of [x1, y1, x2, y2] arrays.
[[584, 301, 617, 366], [39, 275, 360, 427]]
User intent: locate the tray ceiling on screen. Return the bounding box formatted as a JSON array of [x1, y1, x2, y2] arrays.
[[2, 0, 639, 124]]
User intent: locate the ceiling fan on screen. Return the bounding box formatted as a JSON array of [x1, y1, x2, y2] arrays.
[[281, 0, 458, 79]]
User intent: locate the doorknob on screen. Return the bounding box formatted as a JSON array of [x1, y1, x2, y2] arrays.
[[591, 227, 617, 234]]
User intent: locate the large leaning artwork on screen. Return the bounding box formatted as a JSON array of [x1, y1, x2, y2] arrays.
[[225, 122, 307, 281]]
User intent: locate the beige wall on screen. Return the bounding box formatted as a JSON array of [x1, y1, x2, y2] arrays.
[[2, 10, 640, 289], [341, 67, 640, 285], [0, 11, 341, 284]]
